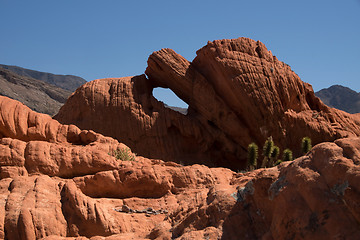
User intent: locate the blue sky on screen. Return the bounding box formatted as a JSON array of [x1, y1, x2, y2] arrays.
[[1, 0, 359, 108]]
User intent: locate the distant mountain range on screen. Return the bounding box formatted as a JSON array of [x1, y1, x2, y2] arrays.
[[0, 64, 86, 116], [164, 104, 188, 115], [0, 63, 358, 116], [0, 64, 86, 92], [315, 85, 360, 114]]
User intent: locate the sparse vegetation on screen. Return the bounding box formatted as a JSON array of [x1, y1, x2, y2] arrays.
[[246, 136, 302, 171], [301, 137, 312, 155], [111, 147, 135, 161], [247, 143, 258, 171], [282, 149, 293, 162]]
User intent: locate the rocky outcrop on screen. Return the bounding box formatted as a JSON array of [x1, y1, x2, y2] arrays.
[[0, 67, 72, 116], [221, 137, 360, 239], [0, 95, 359, 239], [55, 38, 360, 170], [54, 75, 219, 167], [0, 96, 125, 179]]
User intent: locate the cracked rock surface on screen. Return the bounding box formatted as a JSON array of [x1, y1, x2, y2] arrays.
[[0, 95, 360, 239], [55, 37, 360, 170], [1, 37, 360, 239]]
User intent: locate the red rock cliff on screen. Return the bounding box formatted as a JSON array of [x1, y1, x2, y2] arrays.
[[55, 37, 360, 170]]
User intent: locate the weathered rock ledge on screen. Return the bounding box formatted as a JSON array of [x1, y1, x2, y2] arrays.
[[0, 96, 359, 239]]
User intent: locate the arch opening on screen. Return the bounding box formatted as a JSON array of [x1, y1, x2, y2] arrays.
[[153, 87, 188, 115]]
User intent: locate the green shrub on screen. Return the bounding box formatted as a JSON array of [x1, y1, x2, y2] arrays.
[[262, 136, 274, 168], [301, 137, 312, 155], [247, 143, 258, 171], [112, 147, 135, 161], [282, 149, 293, 162]]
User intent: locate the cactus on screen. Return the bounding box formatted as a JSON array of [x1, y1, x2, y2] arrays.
[[268, 146, 280, 167], [282, 149, 293, 162], [247, 143, 258, 171], [301, 137, 312, 155], [263, 136, 274, 157], [261, 136, 274, 168]]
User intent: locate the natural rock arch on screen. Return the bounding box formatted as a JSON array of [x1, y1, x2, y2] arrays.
[[54, 38, 360, 170]]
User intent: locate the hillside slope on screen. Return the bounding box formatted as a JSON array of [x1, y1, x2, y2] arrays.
[[0, 67, 72, 115], [0, 64, 86, 91], [316, 85, 360, 113]]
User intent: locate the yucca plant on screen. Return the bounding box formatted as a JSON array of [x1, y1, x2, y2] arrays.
[[261, 136, 274, 168], [247, 143, 258, 171], [282, 149, 293, 162], [301, 137, 312, 155]]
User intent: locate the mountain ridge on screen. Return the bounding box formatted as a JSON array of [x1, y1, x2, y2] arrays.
[[0, 64, 87, 116], [0, 64, 86, 91], [315, 84, 360, 113], [0, 67, 72, 116]]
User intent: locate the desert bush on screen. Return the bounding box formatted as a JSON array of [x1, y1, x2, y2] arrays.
[[247, 143, 258, 171], [301, 137, 312, 155], [282, 149, 293, 162], [112, 147, 135, 161]]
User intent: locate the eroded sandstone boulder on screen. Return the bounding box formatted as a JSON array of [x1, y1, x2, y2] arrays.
[[55, 37, 360, 170], [0, 96, 131, 180], [0, 95, 359, 239]]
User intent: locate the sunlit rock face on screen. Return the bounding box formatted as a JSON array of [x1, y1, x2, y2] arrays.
[[55, 37, 360, 170], [0, 94, 360, 239]]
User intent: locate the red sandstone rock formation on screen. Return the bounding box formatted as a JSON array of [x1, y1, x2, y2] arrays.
[[55, 37, 360, 170], [0, 96, 360, 239], [0, 96, 127, 180]]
